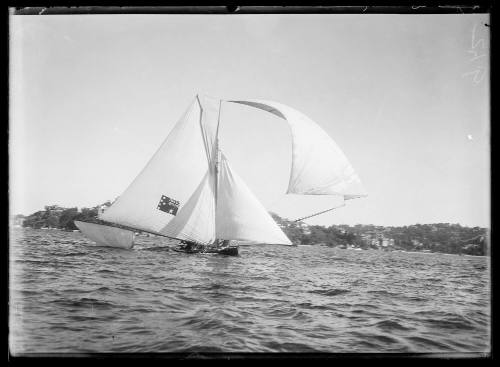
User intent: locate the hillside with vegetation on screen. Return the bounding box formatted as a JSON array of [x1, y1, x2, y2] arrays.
[[15, 204, 489, 256], [18, 203, 112, 231], [272, 214, 488, 256]]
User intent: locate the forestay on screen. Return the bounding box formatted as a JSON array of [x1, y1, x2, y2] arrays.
[[228, 100, 367, 199]]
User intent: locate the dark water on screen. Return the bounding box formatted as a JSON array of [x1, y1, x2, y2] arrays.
[[9, 228, 490, 354]]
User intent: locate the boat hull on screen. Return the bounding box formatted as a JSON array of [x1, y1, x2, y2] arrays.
[[173, 245, 239, 256], [74, 220, 135, 249]]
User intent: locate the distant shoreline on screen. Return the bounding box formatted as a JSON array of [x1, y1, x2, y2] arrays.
[[11, 205, 490, 257], [12, 226, 489, 257]]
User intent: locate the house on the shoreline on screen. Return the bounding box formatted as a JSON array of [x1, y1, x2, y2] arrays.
[[13, 214, 25, 227]]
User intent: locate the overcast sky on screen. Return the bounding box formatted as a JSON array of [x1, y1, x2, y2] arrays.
[[10, 13, 490, 227]]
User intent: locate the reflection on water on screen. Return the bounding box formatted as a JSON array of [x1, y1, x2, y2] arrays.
[[9, 228, 490, 354]]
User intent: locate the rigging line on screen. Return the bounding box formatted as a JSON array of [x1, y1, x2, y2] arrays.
[[293, 202, 346, 223]]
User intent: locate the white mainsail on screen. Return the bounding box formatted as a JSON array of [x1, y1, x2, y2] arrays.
[[216, 153, 292, 245], [228, 100, 367, 199], [74, 220, 135, 249], [100, 96, 220, 244]]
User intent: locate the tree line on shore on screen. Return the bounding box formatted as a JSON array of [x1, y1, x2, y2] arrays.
[[15, 204, 489, 256], [17, 203, 110, 231], [271, 214, 488, 256]]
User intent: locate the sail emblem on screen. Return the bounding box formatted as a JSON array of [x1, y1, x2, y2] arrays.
[[157, 195, 180, 215]]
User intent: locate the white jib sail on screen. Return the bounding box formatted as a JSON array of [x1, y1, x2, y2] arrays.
[[101, 95, 220, 244], [74, 220, 135, 249], [159, 171, 216, 245], [228, 100, 367, 198], [216, 153, 292, 245]]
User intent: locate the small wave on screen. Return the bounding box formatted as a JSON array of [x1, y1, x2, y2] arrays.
[[127, 328, 155, 335], [351, 303, 380, 310], [373, 319, 413, 331], [15, 259, 52, 265], [295, 302, 332, 311], [354, 340, 380, 350], [94, 286, 112, 292], [96, 269, 114, 273], [372, 334, 400, 344], [67, 315, 102, 322], [130, 307, 157, 313], [309, 289, 350, 296], [54, 297, 117, 310], [48, 325, 81, 332], [425, 317, 476, 331], [192, 283, 228, 292], [58, 252, 87, 257], [407, 336, 453, 350], [263, 307, 299, 319], [180, 317, 227, 330], [407, 296, 427, 302], [367, 289, 399, 296], [351, 330, 401, 346], [16, 289, 40, 296]]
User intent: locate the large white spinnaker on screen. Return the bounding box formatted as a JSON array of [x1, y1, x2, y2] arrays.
[[100, 95, 221, 244], [228, 100, 367, 199], [74, 220, 135, 249], [216, 153, 292, 245]]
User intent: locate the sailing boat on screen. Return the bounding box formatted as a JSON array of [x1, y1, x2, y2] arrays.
[[74, 95, 367, 255]]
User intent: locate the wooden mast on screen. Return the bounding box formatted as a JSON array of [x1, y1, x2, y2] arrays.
[[213, 99, 222, 245], [214, 99, 221, 210]]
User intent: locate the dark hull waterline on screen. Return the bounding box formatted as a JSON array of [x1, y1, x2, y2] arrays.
[[172, 246, 239, 256]]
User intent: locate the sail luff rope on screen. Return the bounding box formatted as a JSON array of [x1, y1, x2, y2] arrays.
[[293, 202, 346, 222]]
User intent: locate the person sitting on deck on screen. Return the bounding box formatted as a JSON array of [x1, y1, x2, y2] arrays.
[[180, 240, 203, 252], [218, 239, 235, 248]]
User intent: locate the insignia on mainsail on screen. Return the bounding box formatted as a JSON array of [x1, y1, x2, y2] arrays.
[[75, 95, 366, 252], [157, 196, 180, 216]]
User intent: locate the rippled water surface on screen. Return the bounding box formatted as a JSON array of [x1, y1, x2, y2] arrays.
[[9, 228, 490, 354]]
